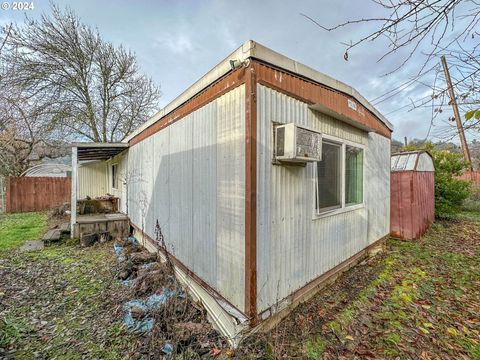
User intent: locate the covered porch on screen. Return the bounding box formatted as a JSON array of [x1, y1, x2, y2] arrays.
[[71, 142, 130, 239]]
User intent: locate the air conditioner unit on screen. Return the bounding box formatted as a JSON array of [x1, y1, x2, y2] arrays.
[[275, 123, 322, 163]]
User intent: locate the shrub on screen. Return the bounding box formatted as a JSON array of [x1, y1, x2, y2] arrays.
[[431, 150, 471, 216]]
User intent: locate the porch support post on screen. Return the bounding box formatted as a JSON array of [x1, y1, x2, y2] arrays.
[[71, 146, 78, 238]]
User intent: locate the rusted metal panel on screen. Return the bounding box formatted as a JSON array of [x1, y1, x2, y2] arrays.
[[390, 171, 435, 240], [253, 61, 392, 139], [256, 85, 390, 313], [244, 64, 258, 321], [128, 69, 246, 146], [6, 177, 71, 213], [127, 85, 246, 312]]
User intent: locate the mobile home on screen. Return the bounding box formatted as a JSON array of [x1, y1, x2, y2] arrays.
[[72, 40, 393, 344]]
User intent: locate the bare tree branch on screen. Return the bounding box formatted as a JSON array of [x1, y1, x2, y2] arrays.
[[1, 4, 160, 143]]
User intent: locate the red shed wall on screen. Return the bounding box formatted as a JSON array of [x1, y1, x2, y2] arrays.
[[390, 171, 435, 240]]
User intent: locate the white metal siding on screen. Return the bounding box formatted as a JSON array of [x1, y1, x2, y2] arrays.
[[256, 85, 390, 312], [78, 161, 107, 199], [106, 151, 129, 213], [365, 133, 391, 244], [128, 85, 246, 311]]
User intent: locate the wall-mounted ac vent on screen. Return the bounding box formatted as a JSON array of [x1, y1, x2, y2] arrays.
[[275, 123, 322, 163]]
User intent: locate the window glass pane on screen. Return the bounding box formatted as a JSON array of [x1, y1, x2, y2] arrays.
[[317, 142, 342, 211], [345, 146, 363, 205], [112, 164, 117, 188]]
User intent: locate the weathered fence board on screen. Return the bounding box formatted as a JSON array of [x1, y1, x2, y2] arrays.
[[6, 177, 71, 213], [456, 171, 480, 188], [0, 176, 5, 213]]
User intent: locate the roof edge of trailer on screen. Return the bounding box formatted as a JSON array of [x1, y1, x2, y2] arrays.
[[72, 142, 129, 161], [124, 40, 393, 142]]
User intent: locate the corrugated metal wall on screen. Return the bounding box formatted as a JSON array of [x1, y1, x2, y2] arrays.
[[128, 85, 246, 311], [365, 132, 391, 244], [256, 85, 390, 312], [106, 151, 129, 213], [391, 171, 435, 240], [78, 161, 108, 199]]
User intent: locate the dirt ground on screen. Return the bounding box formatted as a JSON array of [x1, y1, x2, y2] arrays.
[[1, 209, 479, 359]]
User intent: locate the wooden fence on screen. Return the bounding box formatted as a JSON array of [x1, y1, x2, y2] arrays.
[[0, 176, 5, 213], [6, 177, 71, 213], [456, 171, 480, 188]]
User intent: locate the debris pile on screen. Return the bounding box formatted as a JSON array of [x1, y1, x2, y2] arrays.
[[113, 236, 229, 357]]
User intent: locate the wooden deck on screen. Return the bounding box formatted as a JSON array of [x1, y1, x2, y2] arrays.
[[73, 213, 130, 238], [77, 213, 129, 223]]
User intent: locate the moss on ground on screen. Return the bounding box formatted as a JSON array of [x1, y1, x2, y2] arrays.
[[0, 214, 134, 358], [235, 207, 480, 359]]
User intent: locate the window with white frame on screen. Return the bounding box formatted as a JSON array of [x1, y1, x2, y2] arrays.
[[315, 140, 364, 214]]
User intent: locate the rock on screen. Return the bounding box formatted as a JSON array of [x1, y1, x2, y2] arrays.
[[130, 306, 146, 320], [80, 231, 110, 247], [80, 233, 99, 247], [129, 252, 158, 265], [19, 240, 44, 252], [58, 223, 71, 234], [173, 322, 211, 341], [42, 229, 62, 242]]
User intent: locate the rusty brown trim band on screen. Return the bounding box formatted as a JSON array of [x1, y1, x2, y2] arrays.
[[292, 235, 387, 303], [258, 234, 388, 319], [130, 223, 247, 318], [244, 63, 258, 323], [252, 60, 392, 139], [129, 69, 247, 146]]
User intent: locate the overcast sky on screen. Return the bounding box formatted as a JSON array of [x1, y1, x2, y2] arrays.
[[1, 0, 471, 143]]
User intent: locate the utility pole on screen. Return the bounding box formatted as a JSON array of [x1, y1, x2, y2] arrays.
[[441, 55, 473, 170]]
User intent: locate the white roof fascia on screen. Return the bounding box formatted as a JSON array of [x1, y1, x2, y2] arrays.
[[125, 40, 393, 142]]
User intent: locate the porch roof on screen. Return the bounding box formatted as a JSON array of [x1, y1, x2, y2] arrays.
[[72, 142, 129, 161]]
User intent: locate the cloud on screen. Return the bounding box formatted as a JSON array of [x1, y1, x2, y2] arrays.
[[154, 33, 194, 55]]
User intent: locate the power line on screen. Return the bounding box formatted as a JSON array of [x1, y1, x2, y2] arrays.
[[371, 64, 438, 105], [383, 68, 480, 116]]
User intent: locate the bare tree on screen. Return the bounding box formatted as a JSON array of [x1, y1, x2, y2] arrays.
[[303, 0, 480, 140], [0, 88, 62, 176], [2, 5, 160, 143]]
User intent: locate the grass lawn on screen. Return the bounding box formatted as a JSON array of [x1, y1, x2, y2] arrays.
[[1, 209, 479, 359], [0, 213, 136, 359], [237, 208, 480, 359], [0, 212, 48, 251]]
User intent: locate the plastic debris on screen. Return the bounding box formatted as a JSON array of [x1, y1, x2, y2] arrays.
[[114, 243, 123, 255], [122, 289, 177, 333], [141, 262, 157, 269], [145, 289, 175, 308], [127, 236, 139, 246], [161, 343, 173, 355], [122, 279, 133, 287]]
